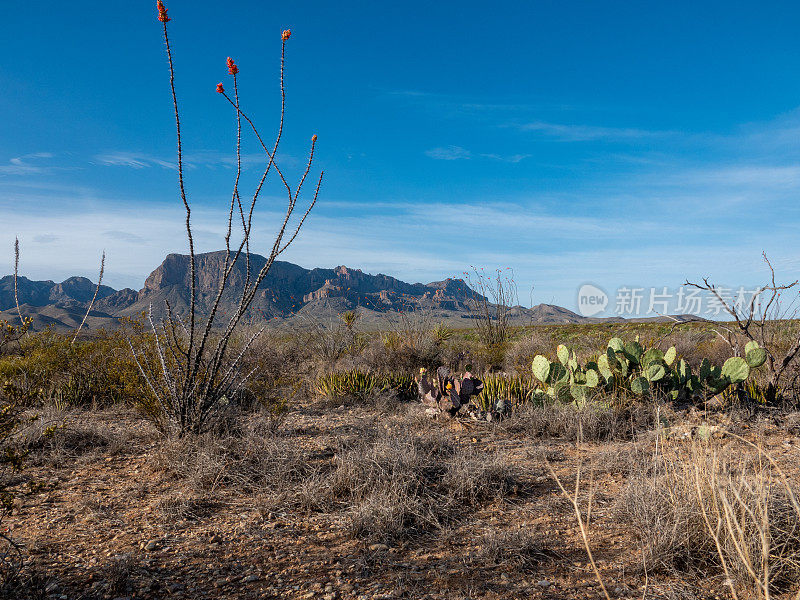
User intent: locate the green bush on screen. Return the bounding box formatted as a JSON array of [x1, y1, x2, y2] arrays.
[[0, 329, 147, 408]]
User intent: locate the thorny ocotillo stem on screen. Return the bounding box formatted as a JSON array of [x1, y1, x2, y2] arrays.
[[159, 1, 197, 376], [72, 251, 106, 347], [13, 238, 23, 327]]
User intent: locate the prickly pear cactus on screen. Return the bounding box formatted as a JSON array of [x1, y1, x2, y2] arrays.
[[532, 337, 766, 405]]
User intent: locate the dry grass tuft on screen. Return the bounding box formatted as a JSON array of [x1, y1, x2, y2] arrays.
[[474, 527, 551, 569], [502, 399, 664, 441], [617, 438, 800, 598], [151, 415, 310, 494], [299, 427, 519, 541]]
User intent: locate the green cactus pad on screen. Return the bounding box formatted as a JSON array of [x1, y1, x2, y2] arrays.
[[722, 356, 749, 384], [645, 363, 666, 382], [596, 355, 611, 381], [585, 369, 600, 388], [614, 352, 629, 376], [664, 346, 677, 366], [677, 358, 689, 381], [608, 337, 624, 352], [641, 348, 664, 367], [699, 358, 711, 381], [552, 381, 571, 403], [631, 377, 649, 395], [744, 340, 760, 354], [570, 383, 586, 403], [557, 344, 569, 365], [532, 355, 551, 382], [745, 347, 767, 368], [623, 341, 644, 364], [548, 362, 568, 384], [706, 376, 729, 394]]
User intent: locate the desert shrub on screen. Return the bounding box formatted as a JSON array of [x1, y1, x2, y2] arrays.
[[299, 428, 518, 541], [151, 415, 310, 494], [617, 440, 800, 596], [503, 331, 553, 374], [0, 400, 24, 591], [0, 319, 31, 358], [234, 331, 308, 421], [464, 268, 518, 368], [16, 407, 145, 470], [502, 397, 663, 441], [0, 329, 146, 408], [0, 318, 53, 592], [297, 316, 363, 366], [475, 527, 549, 568]]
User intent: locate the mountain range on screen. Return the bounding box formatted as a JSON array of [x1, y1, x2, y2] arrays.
[[0, 250, 693, 331]]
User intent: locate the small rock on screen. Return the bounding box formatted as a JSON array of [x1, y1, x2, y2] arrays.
[[368, 544, 389, 552], [536, 580, 551, 588], [143, 540, 159, 552], [243, 574, 259, 583]]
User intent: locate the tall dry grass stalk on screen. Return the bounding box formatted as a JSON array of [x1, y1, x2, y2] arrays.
[[618, 433, 800, 599]]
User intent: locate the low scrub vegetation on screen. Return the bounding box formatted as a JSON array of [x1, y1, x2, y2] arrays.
[[2, 316, 800, 598], [618, 438, 800, 598]]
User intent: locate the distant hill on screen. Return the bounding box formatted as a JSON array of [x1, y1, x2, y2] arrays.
[[0, 250, 702, 331]]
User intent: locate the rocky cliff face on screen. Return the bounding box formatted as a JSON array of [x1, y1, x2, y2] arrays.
[[1, 251, 593, 331], [119, 251, 480, 319], [0, 275, 119, 311]]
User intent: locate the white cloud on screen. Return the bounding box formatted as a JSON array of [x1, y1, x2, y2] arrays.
[[93, 150, 296, 171], [0, 152, 56, 175], [517, 121, 672, 142], [94, 152, 176, 170], [424, 146, 472, 160], [425, 146, 530, 162]]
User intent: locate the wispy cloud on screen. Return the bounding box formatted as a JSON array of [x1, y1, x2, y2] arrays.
[[0, 152, 56, 175], [94, 152, 175, 170], [479, 152, 531, 163], [3, 183, 798, 312], [93, 150, 294, 171], [33, 233, 58, 244], [425, 146, 472, 160], [425, 146, 530, 163], [516, 121, 672, 142]]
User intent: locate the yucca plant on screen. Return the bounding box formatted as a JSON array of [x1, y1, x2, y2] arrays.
[[379, 372, 416, 400], [315, 370, 377, 401], [475, 373, 540, 413], [315, 370, 416, 402]]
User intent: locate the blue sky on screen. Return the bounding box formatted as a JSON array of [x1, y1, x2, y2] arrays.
[[3, 1, 800, 316]]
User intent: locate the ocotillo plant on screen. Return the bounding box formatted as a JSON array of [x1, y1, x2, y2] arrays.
[[128, 2, 323, 435]]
